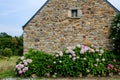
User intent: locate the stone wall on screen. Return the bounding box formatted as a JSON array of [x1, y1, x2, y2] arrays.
[[23, 0, 116, 54]]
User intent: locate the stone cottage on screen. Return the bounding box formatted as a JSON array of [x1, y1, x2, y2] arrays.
[[23, 0, 119, 54]]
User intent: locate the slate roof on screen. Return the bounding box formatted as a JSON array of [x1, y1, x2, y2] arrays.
[[22, 0, 120, 29]]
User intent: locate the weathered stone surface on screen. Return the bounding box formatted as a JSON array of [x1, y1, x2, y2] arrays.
[[23, 0, 116, 54]]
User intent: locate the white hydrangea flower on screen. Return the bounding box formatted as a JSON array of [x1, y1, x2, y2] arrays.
[[100, 49, 104, 54], [69, 55, 72, 58], [102, 58, 105, 61], [99, 53, 102, 56], [71, 46, 76, 50], [59, 60, 62, 63], [53, 61, 56, 64], [96, 58, 99, 62], [87, 69, 90, 73], [65, 50, 70, 54], [59, 51, 63, 57], [83, 57, 87, 60], [21, 56, 24, 60], [76, 56, 80, 59], [76, 44, 81, 48], [72, 57, 76, 61], [66, 46, 72, 50], [56, 54, 59, 57]]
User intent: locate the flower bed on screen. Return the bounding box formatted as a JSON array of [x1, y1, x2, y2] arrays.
[[15, 44, 120, 77]]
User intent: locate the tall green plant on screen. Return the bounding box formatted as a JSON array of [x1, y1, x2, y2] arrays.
[[110, 14, 120, 54]]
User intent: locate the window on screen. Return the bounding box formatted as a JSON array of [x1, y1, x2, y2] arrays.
[[68, 7, 82, 18], [71, 9, 78, 17]]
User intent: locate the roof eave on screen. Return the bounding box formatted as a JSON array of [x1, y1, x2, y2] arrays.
[[104, 0, 120, 13], [22, 0, 50, 30]]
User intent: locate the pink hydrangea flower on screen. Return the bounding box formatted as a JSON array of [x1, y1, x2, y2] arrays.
[[80, 49, 85, 54], [96, 49, 99, 52], [17, 64, 24, 68], [19, 70, 23, 74], [22, 67, 28, 73], [107, 66, 111, 70], [113, 59, 116, 62], [24, 67, 28, 71], [91, 44, 94, 48], [24, 62, 28, 66]]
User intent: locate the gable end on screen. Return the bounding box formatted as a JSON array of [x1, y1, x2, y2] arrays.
[[22, 0, 119, 29], [22, 0, 50, 29]]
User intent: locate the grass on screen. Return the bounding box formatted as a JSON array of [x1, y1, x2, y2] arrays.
[[0, 56, 19, 79]]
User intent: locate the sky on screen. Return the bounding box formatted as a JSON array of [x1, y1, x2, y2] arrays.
[[0, 0, 47, 36], [0, 0, 119, 36]]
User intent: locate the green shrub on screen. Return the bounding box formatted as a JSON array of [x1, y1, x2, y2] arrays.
[[23, 49, 54, 77], [15, 45, 119, 77], [110, 14, 120, 54], [2, 48, 13, 58]]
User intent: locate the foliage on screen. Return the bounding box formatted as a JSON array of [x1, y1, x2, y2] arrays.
[[110, 14, 120, 54], [2, 48, 13, 58], [0, 32, 23, 56], [16, 49, 54, 77], [15, 45, 120, 78], [53, 45, 109, 77]]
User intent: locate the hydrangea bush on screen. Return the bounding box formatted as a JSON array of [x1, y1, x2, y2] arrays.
[[15, 56, 32, 76], [53, 44, 108, 77], [15, 44, 120, 77]]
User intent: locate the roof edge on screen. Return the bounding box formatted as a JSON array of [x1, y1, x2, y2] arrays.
[[23, 0, 120, 29], [104, 0, 120, 13], [22, 0, 50, 29]]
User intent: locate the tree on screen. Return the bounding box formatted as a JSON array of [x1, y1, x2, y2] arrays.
[[0, 32, 23, 56], [2, 48, 13, 58], [0, 32, 12, 38], [110, 14, 120, 55]]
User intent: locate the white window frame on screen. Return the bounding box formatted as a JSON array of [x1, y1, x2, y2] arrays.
[[68, 7, 82, 18]]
